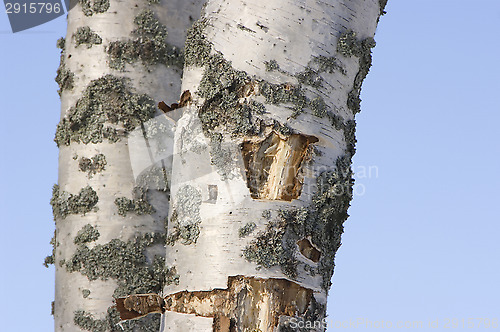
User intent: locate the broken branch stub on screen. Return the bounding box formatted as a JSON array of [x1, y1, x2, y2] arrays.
[[242, 131, 318, 201]]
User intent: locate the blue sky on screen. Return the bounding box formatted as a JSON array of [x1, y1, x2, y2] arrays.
[[1, 1, 499, 331]]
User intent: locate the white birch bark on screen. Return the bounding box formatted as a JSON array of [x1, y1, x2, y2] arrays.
[[161, 0, 385, 330], [50, 0, 203, 331]]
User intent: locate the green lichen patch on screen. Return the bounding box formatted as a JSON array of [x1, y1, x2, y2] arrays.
[[342, 119, 357, 157], [79, 0, 110, 16], [82, 289, 91, 298], [379, 0, 388, 15], [165, 265, 180, 286], [295, 67, 323, 88], [184, 19, 211, 67], [206, 132, 242, 180], [325, 112, 356, 157], [274, 61, 338, 117], [114, 187, 154, 217], [309, 97, 327, 118], [74, 310, 107, 332], [79, 154, 107, 178], [55, 67, 75, 96], [55, 37, 74, 96], [74, 26, 102, 48], [196, 52, 266, 140], [44, 256, 55, 268], [166, 185, 202, 245], [50, 185, 99, 219], [107, 9, 183, 70], [74, 308, 161, 332], [165, 222, 200, 246], [265, 55, 345, 90], [44, 230, 57, 267], [264, 59, 280, 72], [243, 220, 298, 278], [259, 81, 306, 109], [74, 224, 100, 244], [66, 233, 166, 298], [312, 55, 346, 75], [337, 30, 376, 114], [239, 222, 257, 238], [293, 58, 343, 89], [56, 37, 65, 50], [283, 156, 353, 290], [54, 75, 156, 146], [337, 30, 367, 58]]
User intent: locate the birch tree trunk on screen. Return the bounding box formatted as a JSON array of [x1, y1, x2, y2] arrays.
[[50, 0, 386, 331], [158, 0, 387, 331], [48, 1, 203, 331]]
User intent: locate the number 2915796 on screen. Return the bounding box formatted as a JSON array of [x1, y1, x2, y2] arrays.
[[5, 2, 62, 14]]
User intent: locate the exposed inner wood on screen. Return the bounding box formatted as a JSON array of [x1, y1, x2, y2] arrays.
[[213, 314, 232, 332], [242, 131, 318, 201], [115, 276, 313, 331], [297, 238, 321, 262]]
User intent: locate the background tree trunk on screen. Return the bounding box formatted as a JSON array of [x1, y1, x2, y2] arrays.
[[160, 0, 386, 331], [49, 0, 203, 331]]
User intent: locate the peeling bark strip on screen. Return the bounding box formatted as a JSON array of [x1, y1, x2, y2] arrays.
[[242, 130, 318, 201], [158, 90, 192, 113], [116, 276, 313, 331]]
